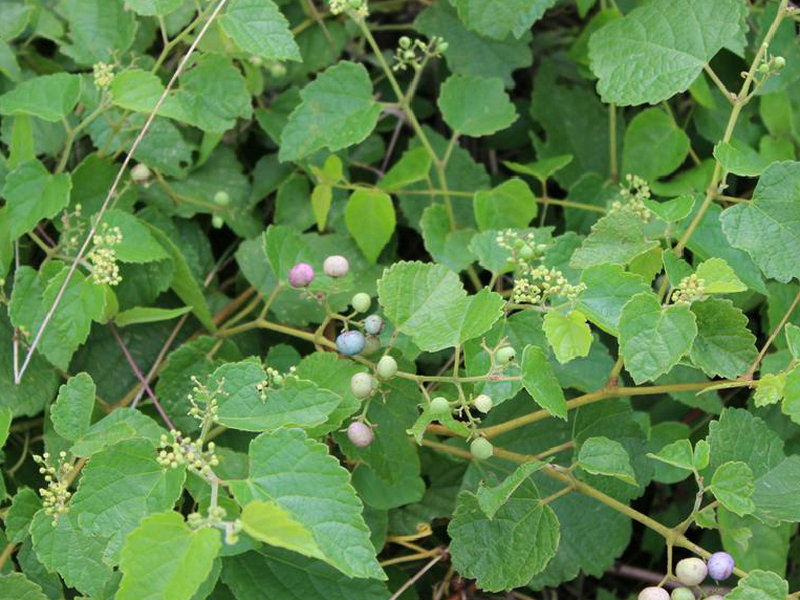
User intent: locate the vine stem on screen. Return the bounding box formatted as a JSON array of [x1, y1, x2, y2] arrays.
[[0, 542, 15, 572], [745, 287, 800, 379], [14, 0, 230, 385], [388, 551, 446, 600], [674, 0, 789, 255]]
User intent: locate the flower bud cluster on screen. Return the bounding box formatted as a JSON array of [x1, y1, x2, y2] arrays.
[[393, 35, 448, 72], [88, 223, 123, 286], [187, 506, 243, 545], [256, 366, 297, 401], [92, 62, 114, 89], [329, 0, 368, 19], [187, 375, 226, 423], [612, 174, 653, 222], [671, 273, 706, 304], [157, 430, 220, 475], [495, 229, 547, 267], [512, 265, 586, 305], [60, 203, 85, 254], [33, 451, 72, 524]]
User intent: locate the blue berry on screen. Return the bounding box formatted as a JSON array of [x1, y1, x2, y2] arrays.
[[707, 552, 734, 581], [336, 330, 366, 356], [364, 314, 384, 335]]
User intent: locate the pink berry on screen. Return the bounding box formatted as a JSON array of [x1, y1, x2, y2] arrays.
[[323, 255, 349, 277], [288, 263, 314, 287], [347, 421, 374, 448]]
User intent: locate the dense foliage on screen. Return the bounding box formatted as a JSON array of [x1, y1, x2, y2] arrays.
[[1, 0, 800, 599]]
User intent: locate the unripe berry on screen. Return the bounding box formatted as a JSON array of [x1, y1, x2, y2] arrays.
[[323, 255, 349, 278], [707, 552, 734, 581], [473, 394, 492, 413], [336, 330, 366, 356], [470, 437, 493, 460], [438, 41, 449, 52], [288, 263, 314, 287], [377, 355, 398, 380], [399, 36, 411, 49], [347, 421, 374, 447], [350, 372, 373, 398], [430, 397, 450, 415], [352, 292, 371, 313], [363, 335, 381, 355], [364, 314, 384, 335], [705, 596, 725, 600], [774, 56, 786, 69], [519, 245, 534, 260], [211, 215, 224, 229], [670, 588, 695, 600], [214, 190, 231, 206], [675, 557, 707, 586], [495, 346, 516, 363], [131, 163, 151, 184], [638, 587, 669, 600], [347, 0, 361, 8]]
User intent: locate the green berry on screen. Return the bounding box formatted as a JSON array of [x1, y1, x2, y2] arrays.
[[352, 292, 371, 313], [473, 394, 492, 413], [211, 215, 224, 229], [377, 355, 398, 380], [399, 36, 411, 49], [774, 55, 786, 69], [470, 437, 493, 460], [214, 191, 231, 206], [670, 588, 695, 600], [363, 335, 381, 355], [495, 346, 516, 363], [350, 372, 373, 398], [429, 397, 450, 415], [519, 244, 534, 260]]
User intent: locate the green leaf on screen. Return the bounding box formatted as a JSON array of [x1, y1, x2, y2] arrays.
[[0, 406, 10, 450], [125, 0, 183, 16], [619, 292, 698, 384], [578, 436, 637, 486], [0, 74, 81, 122], [115, 306, 192, 327], [689, 298, 757, 379], [643, 194, 695, 223], [71, 408, 164, 457], [50, 372, 95, 442], [310, 184, 332, 231], [420, 204, 476, 272], [0, 573, 48, 600], [543, 310, 592, 364], [379, 147, 431, 191], [0, 3, 34, 41], [1, 160, 71, 239], [279, 62, 381, 162], [70, 439, 186, 558], [344, 189, 395, 264], [588, 0, 746, 105], [0, 39, 21, 82], [647, 439, 694, 472], [240, 500, 322, 558], [785, 323, 800, 360], [213, 361, 341, 432], [144, 223, 216, 333], [117, 511, 222, 600], [60, 0, 137, 66], [721, 161, 800, 283], [5, 488, 41, 544], [570, 211, 658, 269], [577, 265, 650, 335], [694, 257, 747, 294], [521, 345, 567, 419], [229, 428, 385, 580], [377, 262, 505, 352], [474, 178, 536, 230], [476, 462, 548, 519], [221, 548, 391, 600], [727, 570, 788, 600], [752, 456, 800, 523], [451, 0, 557, 40], [448, 479, 559, 591], [99, 210, 170, 264], [711, 461, 755, 517], [264, 224, 312, 282], [621, 108, 690, 181], [504, 155, 574, 181], [706, 409, 784, 479], [438, 75, 517, 137], [782, 368, 800, 424], [293, 352, 361, 437], [219, 0, 301, 62], [755, 373, 785, 408], [416, 2, 532, 88], [714, 140, 772, 177]]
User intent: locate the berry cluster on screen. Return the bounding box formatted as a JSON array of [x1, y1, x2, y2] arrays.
[[392, 35, 448, 72], [60, 203, 85, 254], [87, 223, 123, 286], [256, 365, 297, 401], [92, 62, 114, 89], [33, 452, 73, 525], [612, 174, 654, 223], [186, 375, 225, 423], [328, 0, 368, 18], [187, 506, 243, 546], [512, 265, 586, 305], [671, 273, 706, 304], [638, 553, 734, 599], [495, 229, 547, 265], [157, 430, 220, 475]]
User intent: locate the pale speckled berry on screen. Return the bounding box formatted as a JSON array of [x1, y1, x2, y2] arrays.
[[430, 397, 450, 415], [638, 587, 669, 600], [675, 557, 707, 587], [288, 263, 315, 287], [323, 255, 349, 278], [364, 314, 384, 335], [670, 587, 695, 600], [336, 330, 366, 356], [707, 552, 734, 581], [376, 355, 398, 380], [350, 372, 373, 398], [470, 437, 493, 460], [473, 394, 493, 413], [131, 163, 151, 184], [352, 292, 371, 313], [495, 346, 516, 363], [347, 422, 374, 447]]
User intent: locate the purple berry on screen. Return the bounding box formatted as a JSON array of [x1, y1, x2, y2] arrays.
[[638, 587, 669, 600], [347, 421, 374, 447], [364, 314, 384, 335], [707, 552, 734, 581], [336, 330, 366, 356], [323, 255, 349, 278], [288, 263, 314, 287]]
